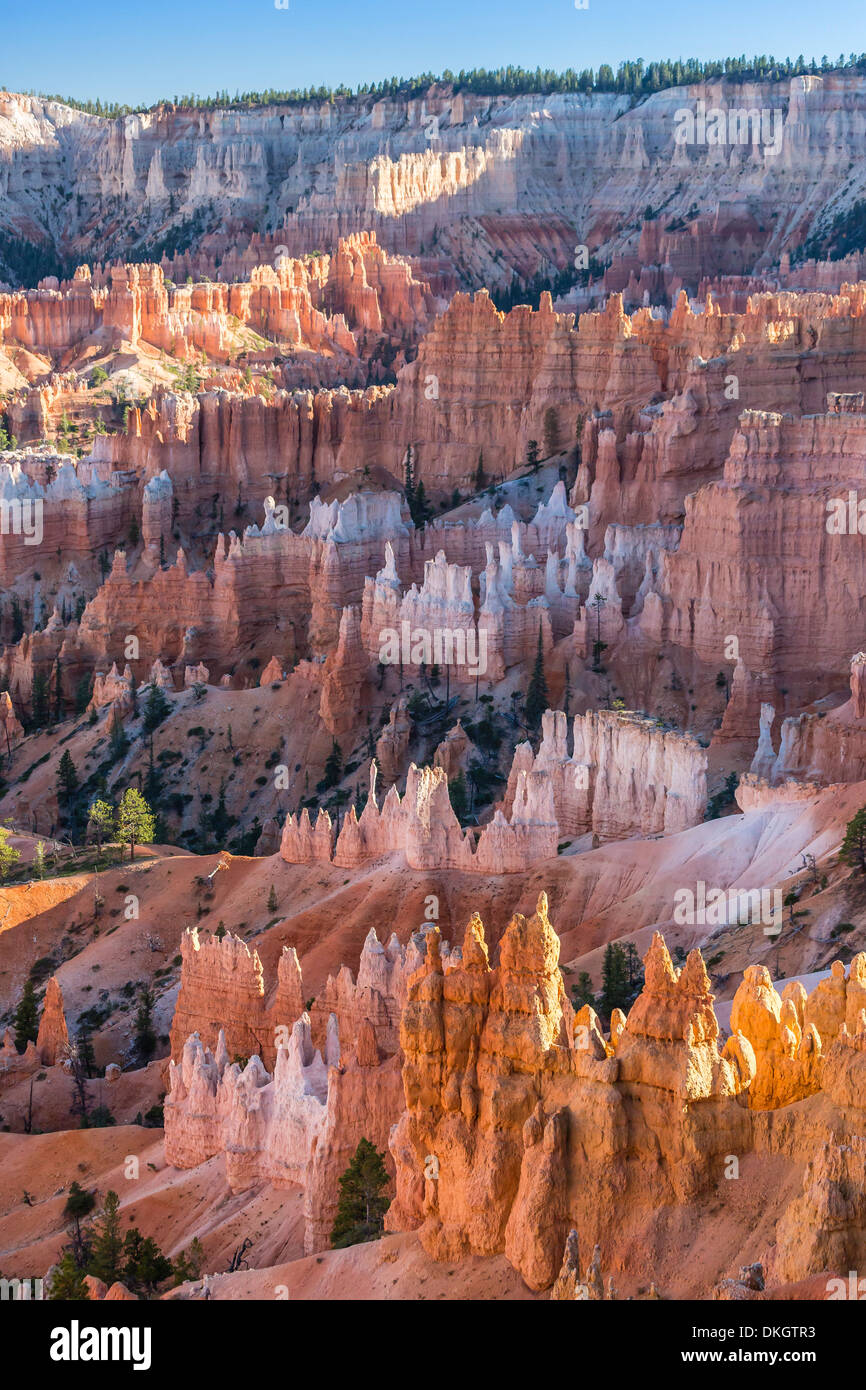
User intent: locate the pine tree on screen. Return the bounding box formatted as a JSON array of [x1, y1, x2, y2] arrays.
[[449, 771, 468, 821], [171, 1236, 204, 1286], [144, 746, 162, 810], [142, 681, 170, 733], [68, 1036, 92, 1127], [11, 595, 24, 642], [74, 674, 93, 714], [267, 884, 278, 913], [33, 840, 46, 880], [571, 971, 596, 1010], [31, 671, 50, 728], [118, 787, 156, 861], [526, 439, 540, 472], [14, 977, 39, 1052], [122, 1228, 172, 1295], [542, 406, 560, 457], [209, 781, 231, 844], [403, 445, 415, 516], [841, 807, 866, 873], [57, 750, 79, 802], [88, 799, 116, 857], [323, 738, 343, 788], [330, 1137, 391, 1248], [590, 593, 607, 671], [53, 660, 63, 722], [87, 1190, 124, 1286], [109, 706, 129, 760], [76, 1024, 96, 1079], [624, 941, 643, 992], [412, 479, 431, 527], [474, 451, 486, 491], [0, 826, 21, 881], [575, 414, 584, 467], [64, 1181, 96, 1265], [48, 1249, 90, 1300], [133, 986, 157, 1064], [600, 942, 630, 1017], [524, 626, 549, 729]]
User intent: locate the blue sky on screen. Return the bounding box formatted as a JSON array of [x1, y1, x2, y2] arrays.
[[2, 0, 865, 106]]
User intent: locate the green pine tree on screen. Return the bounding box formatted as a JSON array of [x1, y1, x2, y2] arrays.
[[57, 749, 79, 802], [209, 781, 231, 844], [323, 739, 343, 789], [571, 971, 596, 1010], [0, 826, 21, 881], [449, 771, 468, 821], [133, 986, 157, 1064], [64, 1181, 96, 1266], [403, 445, 415, 515], [31, 671, 50, 728], [122, 1228, 172, 1295], [53, 660, 64, 722], [109, 706, 129, 760], [600, 942, 630, 1017], [171, 1236, 204, 1287], [524, 626, 549, 729], [10, 595, 24, 642], [542, 407, 560, 457], [142, 681, 170, 733], [412, 479, 431, 526], [144, 746, 162, 809], [87, 798, 116, 857], [118, 787, 156, 861], [76, 1024, 96, 1079], [48, 1248, 90, 1300], [74, 675, 93, 714], [624, 941, 644, 992], [87, 1190, 124, 1286], [330, 1137, 391, 1248], [840, 807, 866, 873], [13, 977, 39, 1052]]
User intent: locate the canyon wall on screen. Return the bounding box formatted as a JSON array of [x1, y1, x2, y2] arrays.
[[0, 235, 439, 370], [502, 707, 708, 841], [4, 75, 866, 291]]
